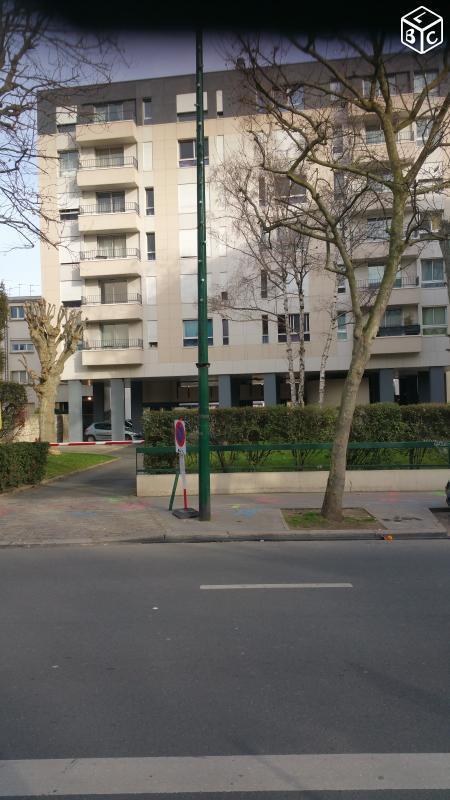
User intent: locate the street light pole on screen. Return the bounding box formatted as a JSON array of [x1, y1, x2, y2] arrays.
[[196, 30, 211, 521]]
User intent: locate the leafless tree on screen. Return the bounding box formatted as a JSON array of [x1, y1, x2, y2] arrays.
[[0, 1, 118, 250], [21, 299, 83, 442], [230, 35, 450, 519], [210, 136, 324, 405]]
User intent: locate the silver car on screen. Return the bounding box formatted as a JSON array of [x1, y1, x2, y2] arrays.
[[84, 421, 142, 442]]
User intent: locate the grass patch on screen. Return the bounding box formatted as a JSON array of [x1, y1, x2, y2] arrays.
[[282, 507, 382, 530], [45, 452, 116, 480]]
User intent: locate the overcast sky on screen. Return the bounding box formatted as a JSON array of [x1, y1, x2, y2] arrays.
[[0, 31, 235, 295]]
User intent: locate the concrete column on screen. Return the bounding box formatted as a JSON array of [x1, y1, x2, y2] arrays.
[[124, 378, 132, 420], [68, 380, 83, 442], [263, 373, 277, 407], [379, 369, 395, 403], [429, 366, 445, 403], [218, 374, 232, 407], [93, 382, 104, 422], [131, 380, 143, 432], [110, 379, 125, 441]]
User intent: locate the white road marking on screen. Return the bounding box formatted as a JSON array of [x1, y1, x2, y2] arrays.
[[0, 753, 449, 795], [200, 582, 353, 590]]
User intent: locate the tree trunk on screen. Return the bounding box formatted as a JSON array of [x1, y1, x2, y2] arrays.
[[37, 380, 59, 442], [318, 279, 338, 406], [283, 288, 298, 405], [321, 337, 369, 520], [297, 290, 305, 407]]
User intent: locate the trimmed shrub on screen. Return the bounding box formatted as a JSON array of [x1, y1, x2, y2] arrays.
[[0, 381, 27, 441], [0, 442, 49, 491]]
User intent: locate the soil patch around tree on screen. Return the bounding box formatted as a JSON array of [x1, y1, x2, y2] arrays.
[[282, 507, 382, 530]]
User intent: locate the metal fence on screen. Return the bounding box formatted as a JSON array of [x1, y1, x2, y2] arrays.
[[136, 440, 450, 475]]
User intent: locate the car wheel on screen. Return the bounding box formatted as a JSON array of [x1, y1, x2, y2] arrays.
[[125, 433, 131, 441], [86, 435, 96, 442]]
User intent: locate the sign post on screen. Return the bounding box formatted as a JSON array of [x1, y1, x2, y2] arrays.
[[172, 418, 199, 519]]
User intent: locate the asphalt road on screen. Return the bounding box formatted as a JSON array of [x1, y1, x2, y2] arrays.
[[0, 540, 449, 799]]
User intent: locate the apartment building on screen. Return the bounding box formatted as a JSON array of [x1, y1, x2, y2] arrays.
[[37, 56, 449, 440]]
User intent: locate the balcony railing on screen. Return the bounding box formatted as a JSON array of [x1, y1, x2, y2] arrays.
[[357, 276, 419, 290], [78, 156, 138, 170], [82, 338, 143, 350], [377, 324, 420, 337], [80, 248, 140, 261], [79, 202, 139, 215], [81, 293, 142, 305], [77, 110, 136, 124]]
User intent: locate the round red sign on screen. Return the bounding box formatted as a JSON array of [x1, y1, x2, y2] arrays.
[[175, 419, 186, 447]]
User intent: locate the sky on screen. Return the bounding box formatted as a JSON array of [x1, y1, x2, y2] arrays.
[[0, 31, 234, 296]]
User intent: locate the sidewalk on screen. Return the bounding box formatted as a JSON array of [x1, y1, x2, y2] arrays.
[[0, 447, 447, 545]]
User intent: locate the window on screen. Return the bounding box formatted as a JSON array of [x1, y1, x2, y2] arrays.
[[11, 341, 33, 352], [262, 314, 269, 344], [222, 318, 229, 345], [96, 192, 125, 213], [422, 306, 447, 335], [143, 98, 152, 124], [10, 305, 25, 320], [367, 217, 391, 239], [178, 138, 209, 167], [146, 232, 155, 260], [289, 85, 304, 109], [333, 126, 343, 155], [94, 147, 124, 168], [100, 280, 128, 304], [94, 102, 124, 122], [260, 270, 268, 298], [59, 150, 78, 175], [416, 118, 432, 144], [10, 370, 28, 384], [368, 264, 385, 286], [183, 318, 213, 347], [63, 300, 81, 308], [97, 235, 126, 258], [396, 125, 413, 142], [329, 80, 343, 98], [59, 209, 79, 220], [258, 176, 267, 206], [381, 307, 402, 328], [334, 171, 345, 198], [277, 313, 310, 342], [101, 323, 129, 347], [148, 320, 158, 347], [275, 176, 306, 205], [337, 312, 347, 340], [337, 275, 346, 293], [57, 123, 76, 133], [414, 70, 438, 96], [365, 125, 384, 144], [145, 188, 154, 215], [421, 259, 444, 287]]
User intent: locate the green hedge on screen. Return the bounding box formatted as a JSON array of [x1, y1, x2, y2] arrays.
[[142, 403, 450, 471], [0, 381, 28, 441], [0, 442, 49, 492]]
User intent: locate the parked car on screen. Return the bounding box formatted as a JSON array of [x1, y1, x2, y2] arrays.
[[84, 421, 142, 442], [446, 480, 450, 507]]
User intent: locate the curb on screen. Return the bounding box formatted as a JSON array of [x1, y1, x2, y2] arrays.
[[0, 529, 447, 548]]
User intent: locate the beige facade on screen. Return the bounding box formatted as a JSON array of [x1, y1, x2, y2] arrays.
[[37, 59, 449, 438]]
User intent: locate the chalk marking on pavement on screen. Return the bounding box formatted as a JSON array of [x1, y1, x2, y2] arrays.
[[0, 753, 449, 795], [200, 582, 353, 590]]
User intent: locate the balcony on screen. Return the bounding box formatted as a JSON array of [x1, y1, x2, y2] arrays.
[[81, 293, 143, 322], [75, 117, 137, 146], [81, 338, 144, 367], [78, 202, 140, 234], [77, 157, 138, 190], [371, 324, 422, 355], [356, 276, 420, 305], [79, 248, 141, 279]]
